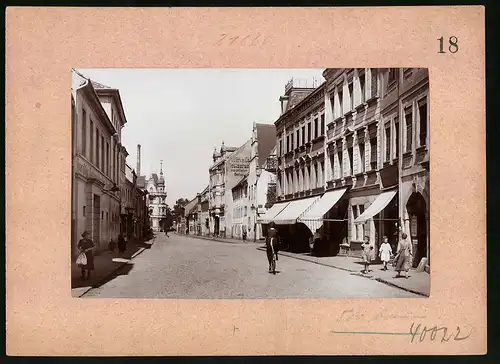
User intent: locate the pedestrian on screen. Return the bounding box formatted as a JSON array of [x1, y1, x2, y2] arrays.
[[77, 231, 95, 281], [108, 239, 116, 253], [118, 233, 127, 254], [242, 226, 247, 241], [361, 235, 374, 274], [379, 236, 392, 270], [394, 233, 413, 278], [165, 229, 170, 238]]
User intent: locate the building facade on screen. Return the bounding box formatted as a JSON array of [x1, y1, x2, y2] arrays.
[[123, 164, 137, 237], [208, 141, 252, 237], [71, 70, 128, 258], [146, 162, 168, 231], [231, 176, 249, 239], [260, 69, 429, 268]]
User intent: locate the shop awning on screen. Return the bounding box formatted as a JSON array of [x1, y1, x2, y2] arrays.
[[272, 196, 320, 225], [354, 189, 398, 224], [257, 201, 290, 224], [298, 188, 348, 233]]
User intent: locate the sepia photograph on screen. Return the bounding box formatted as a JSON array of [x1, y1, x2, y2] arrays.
[[71, 67, 430, 299]]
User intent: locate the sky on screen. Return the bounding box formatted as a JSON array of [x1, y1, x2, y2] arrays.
[[78, 68, 325, 206]]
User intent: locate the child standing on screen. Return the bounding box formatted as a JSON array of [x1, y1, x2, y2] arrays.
[[379, 236, 393, 271]]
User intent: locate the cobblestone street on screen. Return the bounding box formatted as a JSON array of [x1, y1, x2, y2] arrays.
[[84, 234, 420, 298]]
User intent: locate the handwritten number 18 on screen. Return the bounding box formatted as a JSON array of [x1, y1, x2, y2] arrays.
[[438, 36, 459, 54]]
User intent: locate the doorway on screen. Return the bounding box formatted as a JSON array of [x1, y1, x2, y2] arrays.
[[406, 192, 428, 267]]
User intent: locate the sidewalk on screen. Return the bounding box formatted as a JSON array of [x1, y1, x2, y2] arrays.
[[177, 232, 257, 245], [257, 248, 430, 297], [71, 235, 155, 297]]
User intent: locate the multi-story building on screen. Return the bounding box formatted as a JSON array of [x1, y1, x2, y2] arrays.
[[71, 69, 128, 257], [231, 176, 249, 239], [208, 141, 252, 237], [259, 78, 327, 252], [123, 164, 137, 237], [247, 123, 277, 241], [146, 162, 167, 231], [198, 186, 210, 236]]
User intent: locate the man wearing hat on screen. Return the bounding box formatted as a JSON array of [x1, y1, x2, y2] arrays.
[[77, 231, 95, 280]]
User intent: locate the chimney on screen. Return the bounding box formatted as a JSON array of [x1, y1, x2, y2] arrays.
[[137, 144, 141, 176]]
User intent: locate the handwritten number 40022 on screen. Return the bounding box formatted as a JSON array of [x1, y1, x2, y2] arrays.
[[438, 36, 459, 54]]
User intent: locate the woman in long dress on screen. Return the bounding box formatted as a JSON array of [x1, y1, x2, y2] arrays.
[[394, 233, 413, 278]]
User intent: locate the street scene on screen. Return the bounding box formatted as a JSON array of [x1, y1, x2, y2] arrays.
[[71, 68, 430, 298]]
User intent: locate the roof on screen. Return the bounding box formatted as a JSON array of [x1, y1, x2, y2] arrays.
[[255, 123, 276, 167], [183, 197, 199, 217], [151, 173, 159, 186]]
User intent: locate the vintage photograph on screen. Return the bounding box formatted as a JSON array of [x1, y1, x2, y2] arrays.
[[71, 68, 430, 299]]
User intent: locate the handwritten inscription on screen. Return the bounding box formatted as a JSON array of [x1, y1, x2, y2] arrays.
[[215, 33, 272, 47], [410, 323, 472, 343]]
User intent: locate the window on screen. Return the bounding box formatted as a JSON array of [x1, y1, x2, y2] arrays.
[[370, 68, 378, 98], [385, 125, 391, 162], [307, 123, 311, 142], [296, 129, 300, 148], [419, 100, 428, 146], [359, 142, 365, 173], [307, 165, 311, 190], [106, 212, 109, 220], [314, 118, 319, 139], [338, 89, 343, 115], [106, 143, 110, 176], [348, 82, 354, 110], [90, 120, 94, 164], [286, 135, 290, 153], [405, 109, 413, 152], [394, 117, 400, 158], [370, 137, 377, 169], [81, 109, 87, 156], [359, 74, 366, 103], [403, 68, 413, 79], [279, 139, 283, 156], [321, 114, 325, 135], [330, 96, 335, 118], [96, 128, 100, 168], [388, 68, 397, 85], [102, 211, 104, 220], [83, 206, 85, 216], [348, 147, 354, 175], [302, 126, 306, 145], [101, 136, 105, 171]]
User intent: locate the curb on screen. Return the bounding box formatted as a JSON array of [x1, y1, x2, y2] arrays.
[[257, 247, 428, 297], [73, 242, 152, 298]]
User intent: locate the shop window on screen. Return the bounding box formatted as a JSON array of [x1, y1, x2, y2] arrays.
[[418, 100, 428, 147]]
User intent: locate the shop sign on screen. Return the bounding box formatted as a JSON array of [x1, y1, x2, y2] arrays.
[[228, 156, 250, 176]]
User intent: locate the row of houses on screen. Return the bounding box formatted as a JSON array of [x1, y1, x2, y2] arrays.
[[179, 68, 430, 270], [71, 70, 151, 259]]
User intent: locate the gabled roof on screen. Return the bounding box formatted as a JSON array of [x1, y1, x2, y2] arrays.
[[255, 123, 276, 167]]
